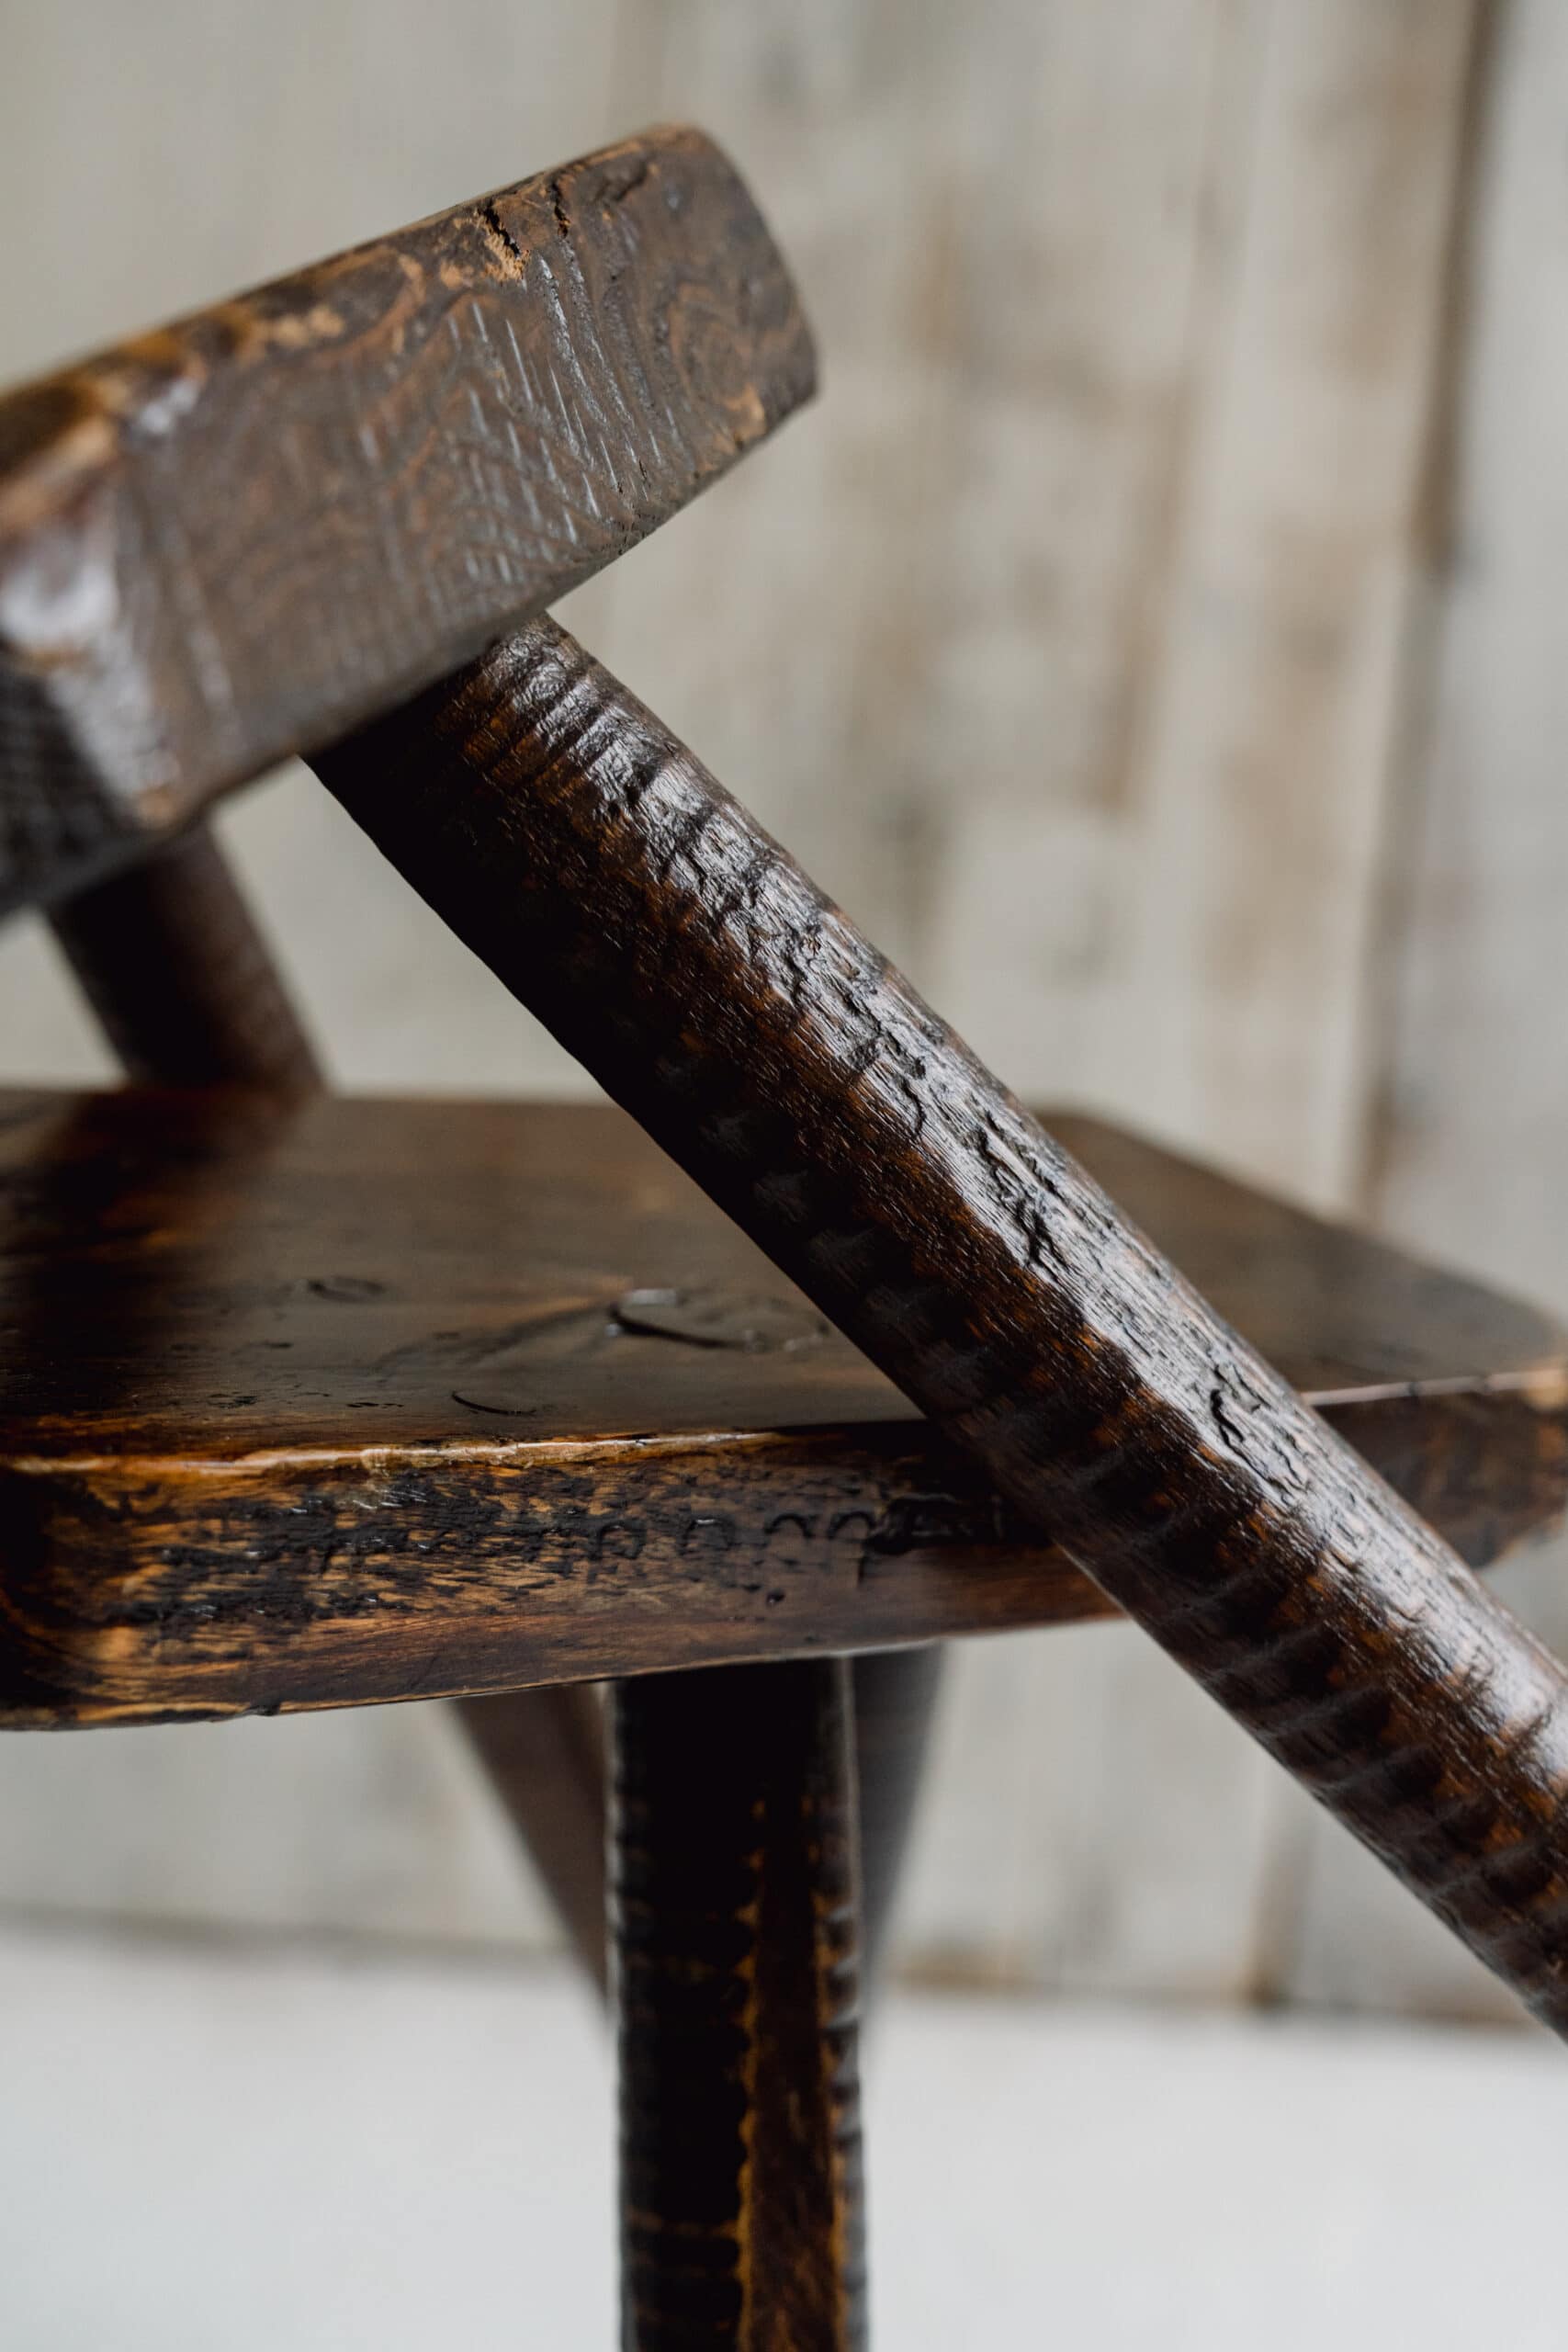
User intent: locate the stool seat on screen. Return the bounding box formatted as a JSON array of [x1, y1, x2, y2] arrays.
[[3, 1085, 1562, 1727]]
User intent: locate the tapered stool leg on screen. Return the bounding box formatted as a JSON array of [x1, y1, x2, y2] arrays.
[[852, 1646, 942, 1986], [457, 1684, 610, 1994], [613, 1659, 866, 2351]]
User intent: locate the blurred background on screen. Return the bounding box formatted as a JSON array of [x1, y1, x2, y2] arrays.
[[2, 0, 1566, 2343]]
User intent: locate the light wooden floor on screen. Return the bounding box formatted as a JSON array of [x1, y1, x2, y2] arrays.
[[1, 1928, 1560, 2351]]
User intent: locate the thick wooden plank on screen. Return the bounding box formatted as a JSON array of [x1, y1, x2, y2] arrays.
[[0, 1083, 1561, 1728], [613, 1660, 864, 2350], [0, 126, 813, 914], [317, 617, 1568, 2034]]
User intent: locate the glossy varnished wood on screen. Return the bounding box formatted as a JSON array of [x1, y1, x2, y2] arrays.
[[613, 1660, 864, 2350], [0, 1084, 1561, 1725], [0, 127, 813, 913], [316, 617, 1568, 2034]]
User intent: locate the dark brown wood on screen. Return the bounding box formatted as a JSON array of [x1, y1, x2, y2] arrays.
[[459, 1653, 942, 2001], [2, 1085, 1562, 1725], [0, 127, 814, 915], [613, 1659, 864, 2350], [314, 616, 1568, 2036], [48, 824, 320, 1091]]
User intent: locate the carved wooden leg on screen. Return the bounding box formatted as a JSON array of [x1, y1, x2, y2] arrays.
[[613, 1660, 866, 2352], [457, 1649, 937, 2007], [853, 1645, 942, 1985], [457, 1684, 608, 1994], [48, 825, 320, 1093], [319, 618, 1568, 2033]]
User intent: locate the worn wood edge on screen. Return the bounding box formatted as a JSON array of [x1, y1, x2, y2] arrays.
[[3, 1387, 1561, 1729], [0, 1426, 1100, 1728], [0, 125, 816, 909]]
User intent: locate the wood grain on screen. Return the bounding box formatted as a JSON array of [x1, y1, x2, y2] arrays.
[[316, 616, 1568, 2034], [46, 810, 649, 1999], [1, 1085, 1560, 1730], [47, 791, 941, 2002], [1104, 0, 1481, 1204], [0, 125, 814, 915], [0, 0, 1508, 2020], [613, 1659, 864, 2350]]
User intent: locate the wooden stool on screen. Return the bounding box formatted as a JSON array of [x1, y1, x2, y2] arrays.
[[5, 130, 1568, 2348]]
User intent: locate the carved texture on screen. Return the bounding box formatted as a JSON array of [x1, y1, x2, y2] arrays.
[[613, 1660, 865, 2350], [319, 617, 1568, 2037], [0, 128, 815, 912], [3, 1089, 1561, 1724]]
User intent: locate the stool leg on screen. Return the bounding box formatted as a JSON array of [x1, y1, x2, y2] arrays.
[[50, 828, 626, 1992], [852, 1645, 942, 1985], [456, 1685, 609, 1994], [48, 824, 319, 1092], [458, 1648, 942, 2008], [613, 1660, 866, 2351]]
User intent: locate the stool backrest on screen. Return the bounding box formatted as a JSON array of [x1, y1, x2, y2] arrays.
[[0, 127, 814, 915]]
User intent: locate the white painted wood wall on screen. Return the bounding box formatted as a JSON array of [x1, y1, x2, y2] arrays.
[[1, 0, 1562, 2023]]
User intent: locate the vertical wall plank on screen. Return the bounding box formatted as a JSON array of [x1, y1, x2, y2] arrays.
[[1101, 0, 1480, 1212], [1286, 0, 1568, 2027]]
